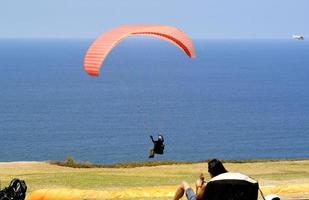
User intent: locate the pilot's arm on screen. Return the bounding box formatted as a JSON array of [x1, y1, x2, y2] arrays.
[[150, 135, 155, 143]]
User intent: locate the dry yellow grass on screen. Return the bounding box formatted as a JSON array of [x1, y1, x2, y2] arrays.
[[0, 160, 308, 199]]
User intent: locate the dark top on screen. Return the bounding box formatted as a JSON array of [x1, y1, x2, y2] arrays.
[[150, 136, 165, 154], [202, 179, 259, 200]]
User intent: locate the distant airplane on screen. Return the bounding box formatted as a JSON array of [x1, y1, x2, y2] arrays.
[[293, 35, 304, 40]]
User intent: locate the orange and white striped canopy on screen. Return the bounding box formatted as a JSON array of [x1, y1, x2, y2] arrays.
[[84, 24, 196, 77]]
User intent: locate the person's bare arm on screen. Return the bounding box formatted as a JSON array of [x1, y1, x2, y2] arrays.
[[196, 184, 206, 200], [195, 176, 206, 200]]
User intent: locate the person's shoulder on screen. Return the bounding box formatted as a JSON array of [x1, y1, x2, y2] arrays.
[[210, 172, 257, 183]]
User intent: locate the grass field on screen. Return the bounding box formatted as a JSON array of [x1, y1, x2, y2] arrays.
[[0, 160, 308, 199]]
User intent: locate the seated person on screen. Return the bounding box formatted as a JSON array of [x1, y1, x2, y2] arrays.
[[173, 159, 259, 200]]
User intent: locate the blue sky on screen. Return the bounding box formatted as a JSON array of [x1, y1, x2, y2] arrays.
[[1, 0, 308, 39]]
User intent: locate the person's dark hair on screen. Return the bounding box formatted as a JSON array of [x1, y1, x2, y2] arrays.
[[208, 159, 227, 177]]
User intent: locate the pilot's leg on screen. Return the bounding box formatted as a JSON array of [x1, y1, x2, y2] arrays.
[[149, 148, 155, 158]]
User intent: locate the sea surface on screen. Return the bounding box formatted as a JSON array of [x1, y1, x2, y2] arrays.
[[0, 38, 308, 164]]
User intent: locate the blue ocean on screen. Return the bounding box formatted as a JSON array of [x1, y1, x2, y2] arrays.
[[0, 38, 308, 164]]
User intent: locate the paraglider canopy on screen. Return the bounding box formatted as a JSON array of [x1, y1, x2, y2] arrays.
[[84, 24, 196, 77]]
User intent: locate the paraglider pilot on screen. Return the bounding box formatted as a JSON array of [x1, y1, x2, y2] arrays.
[[149, 134, 165, 158]]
